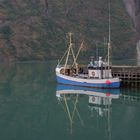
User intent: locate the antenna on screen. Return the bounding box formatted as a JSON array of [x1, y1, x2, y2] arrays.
[[108, 0, 111, 66], [108, 0, 111, 44]]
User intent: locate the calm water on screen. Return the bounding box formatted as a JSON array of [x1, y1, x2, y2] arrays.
[[0, 61, 140, 140]]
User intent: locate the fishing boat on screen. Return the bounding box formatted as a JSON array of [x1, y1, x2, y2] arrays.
[[55, 32, 121, 88], [56, 2, 120, 88]]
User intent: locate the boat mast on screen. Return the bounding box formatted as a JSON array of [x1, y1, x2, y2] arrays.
[[108, 0, 111, 66], [64, 32, 78, 74], [64, 33, 72, 74]]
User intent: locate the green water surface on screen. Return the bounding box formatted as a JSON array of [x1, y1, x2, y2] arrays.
[[0, 61, 139, 140]]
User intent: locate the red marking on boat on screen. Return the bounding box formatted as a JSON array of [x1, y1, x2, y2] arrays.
[[106, 93, 110, 96], [105, 80, 111, 84]]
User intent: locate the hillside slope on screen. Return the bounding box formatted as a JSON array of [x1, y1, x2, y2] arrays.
[[0, 0, 137, 62]]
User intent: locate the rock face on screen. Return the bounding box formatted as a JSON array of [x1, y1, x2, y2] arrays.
[[123, 0, 140, 65], [123, 0, 136, 20], [123, 0, 140, 34]]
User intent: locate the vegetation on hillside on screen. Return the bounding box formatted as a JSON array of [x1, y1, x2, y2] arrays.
[[0, 0, 137, 62]]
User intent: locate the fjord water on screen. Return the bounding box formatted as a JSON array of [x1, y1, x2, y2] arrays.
[[0, 61, 140, 140]]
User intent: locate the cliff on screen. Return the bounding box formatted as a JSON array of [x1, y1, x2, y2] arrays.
[[0, 0, 137, 62], [123, 0, 140, 64], [123, 0, 140, 35]]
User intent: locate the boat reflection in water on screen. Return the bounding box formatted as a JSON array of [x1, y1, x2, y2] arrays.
[[56, 84, 120, 138]]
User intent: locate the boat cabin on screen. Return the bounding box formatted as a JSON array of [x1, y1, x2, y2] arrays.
[[87, 57, 112, 79], [57, 57, 112, 79]]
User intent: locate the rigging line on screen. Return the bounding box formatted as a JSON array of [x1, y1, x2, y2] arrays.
[[74, 105, 84, 126], [72, 97, 84, 126], [58, 47, 69, 65], [72, 41, 84, 67], [64, 32, 73, 74], [58, 99, 68, 115], [70, 45, 77, 67], [69, 36, 77, 68], [64, 42, 71, 73], [64, 95, 73, 124], [71, 95, 79, 120], [58, 33, 69, 65]]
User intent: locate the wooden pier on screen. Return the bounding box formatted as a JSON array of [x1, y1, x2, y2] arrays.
[[112, 66, 140, 87]]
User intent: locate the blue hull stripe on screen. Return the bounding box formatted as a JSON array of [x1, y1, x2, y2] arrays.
[[57, 84, 120, 94], [56, 76, 120, 88]]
